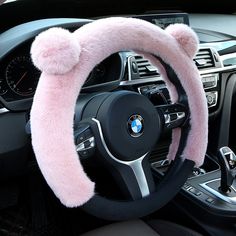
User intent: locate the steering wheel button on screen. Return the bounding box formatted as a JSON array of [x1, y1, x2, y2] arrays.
[[84, 137, 95, 149], [78, 148, 95, 159], [74, 125, 94, 145], [84, 140, 90, 149], [76, 143, 85, 152], [77, 135, 86, 143], [79, 150, 89, 158]]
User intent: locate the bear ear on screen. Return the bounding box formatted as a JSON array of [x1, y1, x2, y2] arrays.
[[165, 24, 199, 59], [31, 27, 81, 75]]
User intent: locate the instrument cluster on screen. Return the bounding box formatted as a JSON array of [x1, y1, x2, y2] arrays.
[[0, 40, 122, 104]]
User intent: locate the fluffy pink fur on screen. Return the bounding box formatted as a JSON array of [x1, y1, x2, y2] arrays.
[[31, 28, 81, 74], [31, 70, 95, 207], [30, 17, 208, 207], [140, 54, 181, 162], [165, 24, 199, 58]]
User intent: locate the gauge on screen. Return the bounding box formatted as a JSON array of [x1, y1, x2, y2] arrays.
[[6, 56, 40, 96], [0, 77, 8, 95]]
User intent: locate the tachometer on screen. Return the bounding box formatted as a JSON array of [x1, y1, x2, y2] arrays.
[[6, 56, 40, 96]]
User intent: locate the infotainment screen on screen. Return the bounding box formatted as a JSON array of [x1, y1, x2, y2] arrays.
[[133, 13, 189, 29]]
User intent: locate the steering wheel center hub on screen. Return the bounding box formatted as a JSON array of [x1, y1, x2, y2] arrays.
[[95, 91, 161, 161]]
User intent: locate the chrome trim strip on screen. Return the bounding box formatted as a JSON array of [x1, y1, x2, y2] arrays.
[[221, 53, 236, 61], [0, 108, 9, 114], [200, 178, 236, 204], [199, 65, 236, 75], [92, 118, 150, 197], [120, 65, 236, 86], [188, 166, 220, 180], [119, 76, 163, 86], [127, 55, 133, 82]]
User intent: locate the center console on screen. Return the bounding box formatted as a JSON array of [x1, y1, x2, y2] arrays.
[[152, 153, 236, 214]]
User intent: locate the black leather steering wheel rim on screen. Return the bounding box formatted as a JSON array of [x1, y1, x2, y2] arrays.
[[82, 159, 194, 221]]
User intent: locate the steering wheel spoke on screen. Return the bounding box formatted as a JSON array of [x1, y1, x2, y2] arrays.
[[108, 153, 155, 200], [155, 103, 189, 130], [87, 117, 156, 200]]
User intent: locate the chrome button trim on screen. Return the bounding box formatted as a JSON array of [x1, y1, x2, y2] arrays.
[[200, 178, 236, 204]]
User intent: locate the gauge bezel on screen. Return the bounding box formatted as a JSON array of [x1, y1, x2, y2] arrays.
[[5, 55, 40, 97]]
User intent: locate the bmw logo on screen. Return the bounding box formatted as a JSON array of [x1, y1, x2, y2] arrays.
[[127, 114, 144, 137]]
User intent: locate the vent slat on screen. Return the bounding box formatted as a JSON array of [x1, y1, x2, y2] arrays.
[[139, 71, 158, 76], [136, 62, 151, 67], [196, 51, 210, 55], [197, 63, 214, 68], [134, 55, 159, 78], [195, 55, 211, 59], [135, 59, 149, 62]]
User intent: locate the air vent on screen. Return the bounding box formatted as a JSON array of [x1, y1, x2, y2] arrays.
[[130, 55, 159, 79], [194, 48, 215, 69]]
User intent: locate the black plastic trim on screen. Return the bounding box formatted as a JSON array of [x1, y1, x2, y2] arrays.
[[218, 73, 236, 149]]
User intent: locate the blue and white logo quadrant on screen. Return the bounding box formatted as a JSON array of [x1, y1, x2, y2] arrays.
[[131, 119, 142, 134]]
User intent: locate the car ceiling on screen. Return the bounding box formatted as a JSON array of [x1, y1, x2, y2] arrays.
[[0, 0, 235, 32]]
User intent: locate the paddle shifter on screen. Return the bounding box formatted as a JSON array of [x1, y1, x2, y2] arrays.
[[217, 146, 236, 193]]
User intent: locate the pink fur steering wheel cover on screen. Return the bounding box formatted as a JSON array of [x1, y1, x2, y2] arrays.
[[30, 17, 208, 207]]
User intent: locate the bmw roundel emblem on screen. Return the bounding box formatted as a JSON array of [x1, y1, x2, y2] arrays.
[[127, 114, 144, 137]]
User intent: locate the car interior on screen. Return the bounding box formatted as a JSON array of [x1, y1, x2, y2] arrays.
[[1, 0, 236, 235]]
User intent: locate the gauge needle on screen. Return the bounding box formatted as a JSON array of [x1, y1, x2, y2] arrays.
[[15, 71, 27, 88]]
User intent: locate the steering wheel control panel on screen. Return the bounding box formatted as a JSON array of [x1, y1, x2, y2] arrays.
[[74, 124, 96, 159]]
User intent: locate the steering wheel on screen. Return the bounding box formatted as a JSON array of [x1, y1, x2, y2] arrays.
[[30, 17, 208, 220]]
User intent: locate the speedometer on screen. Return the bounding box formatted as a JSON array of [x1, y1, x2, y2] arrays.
[[6, 56, 40, 96]]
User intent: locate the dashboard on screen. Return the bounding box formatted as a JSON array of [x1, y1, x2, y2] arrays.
[[1, 13, 236, 113], [1, 14, 188, 105]]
